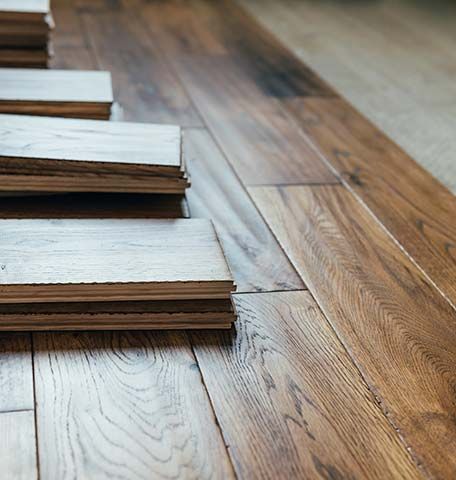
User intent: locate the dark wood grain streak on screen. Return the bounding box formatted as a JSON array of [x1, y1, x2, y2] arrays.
[[284, 97, 456, 309], [192, 291, 422, 480], [184, 128, 304, 292], [34, 331, 235, 479], [250, 185, 456, 479]]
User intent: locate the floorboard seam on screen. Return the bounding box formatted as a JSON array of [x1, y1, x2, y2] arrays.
[[188, 339, 238, 479], [30, 333, 41, 480], [0, 407, 35, 415]]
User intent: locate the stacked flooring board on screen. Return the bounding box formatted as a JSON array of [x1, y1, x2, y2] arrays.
[[0, 219, 236, 330], [0, 114, 189, 194], [0, 68, 113, 118], [0, 0, 53, 67]]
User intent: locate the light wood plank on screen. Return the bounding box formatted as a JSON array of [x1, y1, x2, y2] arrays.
[[192, 291, 422, 479], [250, 185, 456, 479], [0, 68, 112, 103], [0, 411, 37, 480], [0, 114, 183, 175], [34, 331, 234, 479], [184, 128, 304, 292], [0, 219, 234, 303], [0, 333, 34, 411]]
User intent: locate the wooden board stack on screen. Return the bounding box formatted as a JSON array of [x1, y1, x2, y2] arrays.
[[0, 0, 53, 67], [0, 114, 189, 194], [0, 68, 113, 118], [0, 219, 236, 330]]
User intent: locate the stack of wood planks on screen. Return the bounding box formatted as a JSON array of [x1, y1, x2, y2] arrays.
[[0, 0, 53, 67], [0, 219, 236, 330], [0, 114, 189, 194], [0, 68, 113, 118]]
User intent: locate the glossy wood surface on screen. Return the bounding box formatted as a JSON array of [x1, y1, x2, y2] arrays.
[[250, 185, 456, 479]]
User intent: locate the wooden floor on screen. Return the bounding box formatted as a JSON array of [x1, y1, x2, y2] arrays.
[[1, 0, 455, 478], [242, 0, 456, 195]]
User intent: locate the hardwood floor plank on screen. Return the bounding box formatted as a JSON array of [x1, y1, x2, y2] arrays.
[[0, 333, 34, 411], [34, 331, 234, 479], [250, 185, 456, 479], [0, 410, 37, 480], [139, 1, 337, 185], [284, 97, 456, 309], [184, 128, 304, 292], [192, 291, 422, 479], [80, 8, 203, 126]]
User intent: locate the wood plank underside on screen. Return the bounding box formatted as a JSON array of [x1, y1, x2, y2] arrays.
[[250, 185, 456, 479], [193, 291, 422, 479]]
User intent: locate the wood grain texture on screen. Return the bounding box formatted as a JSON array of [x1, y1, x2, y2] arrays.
[[81, 8, 203, 127], [34, 331, 234, 479], [284, 97, 456, 309], [0, 411, 37, 480], [192, 291, 422, 480], [184, 128, 304, 292], [0, 332, 34, 411], [0, 193, 189, 219], [0, 68, 112, 102], [0, 49, 48, 68], [250, 185, 456, 479], [0, 219, 234, 302], [139, 1, 337, 185], [0, 114, 183, 175]]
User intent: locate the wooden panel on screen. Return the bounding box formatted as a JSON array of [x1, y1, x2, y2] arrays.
[[0, 219, 234, 302], [184, 128, 304, 292], [34, 331, 234, 479], [0, 411, 37, 480], [0, 49, 48, 68], [192, 291, 422, 479], [0, 333, 34, 411], [173, 55, 336, 185], [0, 68, 112, 103], [0, 0, 48, 14], [0, 193, 188, 219], [81, 9, 203, 126], [284, 97, 456, 309], [138, 1, 336, 185], [250, 185, 456, 479], [0, 114, 182, 174]]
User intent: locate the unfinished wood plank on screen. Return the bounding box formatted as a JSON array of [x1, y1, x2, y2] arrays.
[[34, 331, 234, 479], [284, 97, 456, 309], [0, 0, 48, 22], [81, 9, 203, 126], [0, 48, 48, 68], [192, 291, 422, 479], [0, 411, 37, 480], [0, 193, 188, 219], [0, 333, 34, 411], [0, 219, 234, 303], [0, 114, 181, 174], [184, 128, 304, 292], [250, 185, 456, 479], [0, 68, 112, 118]]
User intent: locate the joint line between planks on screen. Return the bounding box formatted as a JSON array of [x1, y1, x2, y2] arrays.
[[30, 333, 41, 480]]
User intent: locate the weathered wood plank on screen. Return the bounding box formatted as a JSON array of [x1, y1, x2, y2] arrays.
[[250, 185, 456, 479], [192, 291, 422, 480], [284, 97, 456, 309], [184, 128, 304, 292], [0, 410, 37, 480], [34, 331, 234, 479], [0, 333, 34, 411]]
